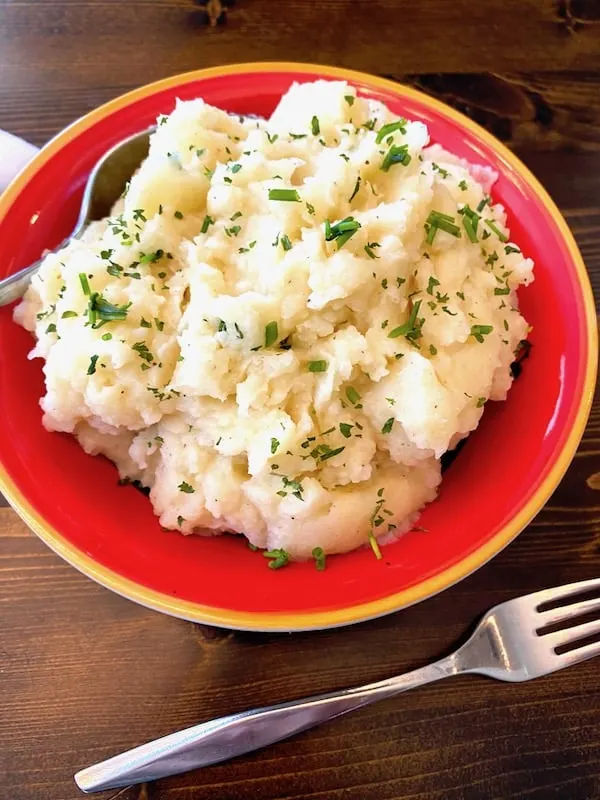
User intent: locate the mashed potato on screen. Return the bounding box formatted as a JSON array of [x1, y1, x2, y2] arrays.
[[15, 80, 533, 563]]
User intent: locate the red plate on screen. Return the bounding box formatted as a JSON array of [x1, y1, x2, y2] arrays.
[[0, 64, 596, 630]]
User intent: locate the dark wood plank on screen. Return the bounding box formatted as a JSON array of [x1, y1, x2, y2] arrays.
[[1, 0, 600, 95]]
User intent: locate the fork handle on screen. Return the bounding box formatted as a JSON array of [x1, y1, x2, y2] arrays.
[[75, 655, 457, 793]]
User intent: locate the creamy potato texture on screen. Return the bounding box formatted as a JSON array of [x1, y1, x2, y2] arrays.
[[15, 80, 533, 561]]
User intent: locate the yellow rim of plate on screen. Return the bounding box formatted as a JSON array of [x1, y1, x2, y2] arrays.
[[0, 63, 597, 631]]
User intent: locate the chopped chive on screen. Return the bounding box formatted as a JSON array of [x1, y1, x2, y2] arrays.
[[476, 397, 486, 408], [324, 216, 361, 249], [234, 322, 244, 339], [429, 344, 437, 355], [476, 196, 491, 213], [230, 163, 242, 173], [280, 234, 292, 251], [424, 210, 461, 243], [178, 481, 195, 494], [505, 244, 520, 255], [381, 144, 411, 172], [306, 202, 315, 215], [368, 531, 382, 560], [458, 179, 468, 191], [484, 219, 508, 242], [140, 317, 152, 328], [308, 360, 327, 372], [375, 119, 407, 143], [268, 188, 301, 202], [201, 215, 214, 233], [174, 210, 184, 219], [45, 323, 56, 334], [79, 273, 91, 296], [263, 548, 289, 569], [265, 321, 278, 347], [346, 386, 360, 405], [494, 287, 510, 295], [388, 299, 423, 341], [311, 116, 320, 135], [101, 332, 112, 341], [154, 318, 165, 331], [61, 310, 77, 319], [270, 438, 280, 454], [344, 95, 355, 106]]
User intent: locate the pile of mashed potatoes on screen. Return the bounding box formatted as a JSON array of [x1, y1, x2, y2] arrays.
[[15, 80, 533, 563]]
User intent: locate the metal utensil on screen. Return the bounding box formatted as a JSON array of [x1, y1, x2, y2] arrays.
[[75, 578, 600, 793], [0, 128, 152, 307]]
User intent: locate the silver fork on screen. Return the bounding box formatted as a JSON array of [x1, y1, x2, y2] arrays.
[[75, 578, 600, 793]]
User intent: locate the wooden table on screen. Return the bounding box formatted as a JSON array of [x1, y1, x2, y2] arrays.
[[1, 2, 599, 798]]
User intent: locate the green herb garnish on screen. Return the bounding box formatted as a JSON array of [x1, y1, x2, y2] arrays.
[[265, 321, 278, 347], [308, 360, 327, 372], [311, 116, 320, 135], [424, 211, 461, 244], [484, 219, 508, 242], [346, 386, 360, 405], [271, 438, 280, 454], [375, 119, 407, 143], [381, 418, 394, 434], [263, 549, 289, 570], [312, 547, 326, 571], [470, 324, 493, 343], [388, 299, 423, 341], [339, 423, 353, 439], [201, 215, 214, 234], [79, 273, 91, 296], [268, 188, 301, 202], [381, 144, 411, 172], [364, 241, 380, 259], [87, 355, 99, 375], [178, 481, 195, 494], [324, 216, 361, 249], [349, 177, 361, 203]]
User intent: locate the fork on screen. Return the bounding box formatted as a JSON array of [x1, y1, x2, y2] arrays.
[[74, 578, 600, 793]]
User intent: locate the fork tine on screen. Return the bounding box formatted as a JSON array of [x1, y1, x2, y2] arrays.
[[525, 578, 600, 609], [537, 597, 600, 627], [554, 639, 600, 671], [542, 618, 600, 649]]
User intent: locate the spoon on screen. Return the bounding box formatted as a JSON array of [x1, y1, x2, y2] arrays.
[[0, 128, 153, 307]]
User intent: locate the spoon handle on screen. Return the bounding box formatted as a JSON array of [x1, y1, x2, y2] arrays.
[[0, 234, 71, 307], [0, 258, 44, 306]]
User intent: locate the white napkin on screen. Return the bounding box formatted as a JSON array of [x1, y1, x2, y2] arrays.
[[0, 130, 39, 193]]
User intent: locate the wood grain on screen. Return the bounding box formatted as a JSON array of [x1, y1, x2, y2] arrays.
[[1, 1, 600, 798]]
